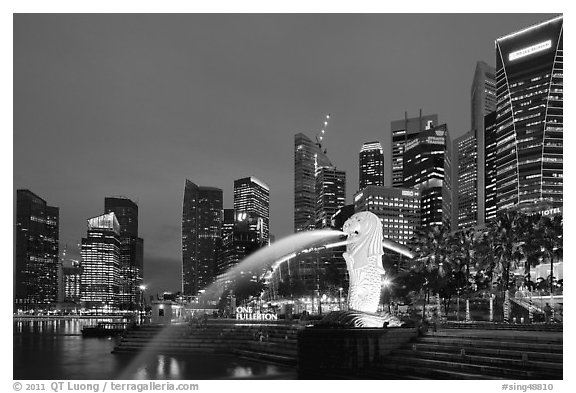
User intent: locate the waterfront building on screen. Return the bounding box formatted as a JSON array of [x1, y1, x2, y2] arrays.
[[359, 141, 385, 190], [403, 124, 452, 229], [105, 197, 144, 309], [15, 189, 59, 311], [456, 61, 497, 227], [182, 180, 223, 296], [495, 16, 563, 213], [315, 166, 346, 229], [80, 213, 121, 309], [294, 132, 333, 232], [354, 186, 421, 273], [62, 259, 82, 304], [391, 112, 438, 188], [485, 112, 498, 222], [234, 176, 270, 245], [455, 131, 478, 229]]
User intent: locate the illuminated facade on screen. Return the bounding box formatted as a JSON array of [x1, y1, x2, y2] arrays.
[[182, 181, 223, 296], [294, 133, 333, 232], [359, 141, 385, 190], [455, 131, 478, 229], [315, 166, 346, 229], [495, 16, 563, 213], [62, 259, 82, 304], [105, 197, 144, 309], [403, 124, 452, 229], [80, 213, 121, 309], [485, 112, 498, 222], [391, 112, 438, 188], [458, 61, 497, 227], [15, 190, 59, 311], [233, 176, 270, 245], [354, 186, 421, 245]]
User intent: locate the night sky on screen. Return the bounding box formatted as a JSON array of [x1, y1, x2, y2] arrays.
[[13, 13, 556, 297]]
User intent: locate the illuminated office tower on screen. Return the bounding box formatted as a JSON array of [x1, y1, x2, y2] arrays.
[[315, 166, 346, 229], [455, 131, 478, 229], [391, 112, 438, 188], [105, 197, 143, 309], [182, 180, 223, 296], [15, 190, 59, 311], [294, 133, 333, 232], [495, 16, 563, 213], [234, 176, 270, 245], [485, 112, 498, 222], [354, 186, 421, 245], [456, 61, 497, 227], [359, 141, 385, 190], [403, 124, 452, 229], [80, 213, 121, 309]]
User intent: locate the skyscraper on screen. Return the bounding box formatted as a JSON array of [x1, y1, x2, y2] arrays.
[[294, 133, 333, 232], [354, 186, 421, 245], [105, 197, 144, 309], [391, 112, 438, 188], [233, 176, 270, 245], [315, 166, 346, 229], [485, 112, 498, 223], [463, 61, 497, 227], [403, 124, 452, 229], [359, 141, 385, 190], [80, 212, 121, 309], [15, 190, 59, 311], [455, 131, 478, 229], [182, 180, 223, 296], [495, 16, 563, 213]]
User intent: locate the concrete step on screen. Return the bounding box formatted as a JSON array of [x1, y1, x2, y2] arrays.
[[379, 356, 547, 379], [405, 344, 562, 363], [432, 329, 563, 344], [393, 349, 562, 374], [367, 362, 503, 380], [231, 349, 297, 367], [417, 337, 562, 353]]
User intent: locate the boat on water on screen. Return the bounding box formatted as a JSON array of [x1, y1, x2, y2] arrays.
[[81, 322, 133, 337]]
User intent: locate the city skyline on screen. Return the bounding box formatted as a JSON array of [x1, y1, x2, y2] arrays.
[[13, 13, 557, 296]]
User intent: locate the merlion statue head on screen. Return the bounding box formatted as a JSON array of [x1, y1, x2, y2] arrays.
[[342, 211, 384, 270]]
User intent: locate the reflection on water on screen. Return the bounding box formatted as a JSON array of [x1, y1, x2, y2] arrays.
[[14, 319, 295, 380]]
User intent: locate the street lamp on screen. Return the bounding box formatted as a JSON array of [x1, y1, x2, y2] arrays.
[[338, 287, 343, 311], [139, 285, 146, 325]]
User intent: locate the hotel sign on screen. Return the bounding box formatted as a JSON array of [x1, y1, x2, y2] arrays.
[[509, 40, 552, 61]]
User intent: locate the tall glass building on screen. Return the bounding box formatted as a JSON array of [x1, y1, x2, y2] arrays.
[[182, 180, 223, 296], [315, 166, 346, 229], [455, 131, 478, 229], [391, 112, 438, 188], [485, 112, 498, 222], [15, 190, 59, 311], [294, 133, 333, 232], [233, 176, 270, 245], [80, 213, 121, 309], [403, 124, 452, 229], [354, 186, 421, 245], [495, 16, 563, 213], [105, 197, 144, 309], [359, 141, 385, 190]]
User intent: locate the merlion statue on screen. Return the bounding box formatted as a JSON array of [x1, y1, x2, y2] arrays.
[[322, 211, 410, 328]]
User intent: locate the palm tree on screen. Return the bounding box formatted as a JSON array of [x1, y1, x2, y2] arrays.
[[537, 214, 563, 296], [409, 225, 451, 318]]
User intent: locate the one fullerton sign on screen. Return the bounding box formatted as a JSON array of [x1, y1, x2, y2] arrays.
[[235, 307, 278, 321], [509, 40, 552, 61]]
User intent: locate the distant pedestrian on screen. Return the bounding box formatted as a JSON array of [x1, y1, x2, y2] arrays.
[[544, 303, 552, 324]]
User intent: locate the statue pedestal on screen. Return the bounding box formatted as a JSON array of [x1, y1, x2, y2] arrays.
[[297, 327, 417, 379]]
